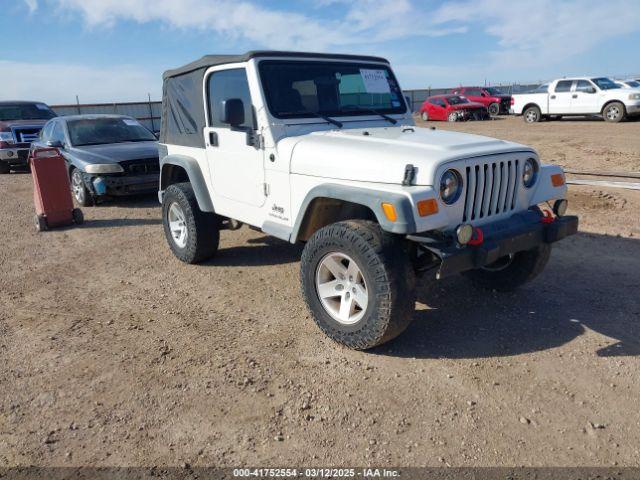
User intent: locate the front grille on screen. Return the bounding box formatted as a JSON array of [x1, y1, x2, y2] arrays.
[[12, 127, 41, 144], [463, 159, 520, 222], [120, 158, 160, 175]]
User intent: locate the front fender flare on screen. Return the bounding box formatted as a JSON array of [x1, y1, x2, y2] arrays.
[[290, 184, 417, 243], [159, 154, 214, 212]]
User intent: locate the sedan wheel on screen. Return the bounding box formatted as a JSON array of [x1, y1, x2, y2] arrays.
[[71, 169, 94, 206], [447, 111, 459, 122], [421, 111, 429, 122], [603, 102, 625, 123]]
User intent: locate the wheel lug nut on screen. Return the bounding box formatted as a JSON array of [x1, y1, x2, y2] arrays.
[[336, 284, 344, 291]]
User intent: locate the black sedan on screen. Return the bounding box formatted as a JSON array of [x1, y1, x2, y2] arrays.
[[33, 114, 159, 206]]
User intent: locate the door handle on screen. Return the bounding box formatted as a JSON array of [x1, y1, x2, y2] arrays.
[[209, 131, 218, 147], [572, 94, 578, 98], [550, 95, 556, 99]]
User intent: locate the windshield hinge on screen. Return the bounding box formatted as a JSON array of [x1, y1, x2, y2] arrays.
[[402, 164, 416, 186]]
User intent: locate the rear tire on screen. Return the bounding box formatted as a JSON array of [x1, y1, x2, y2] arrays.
[[523, 106, 541, 123], [300, 220, 416, 350], [464, 245, 551, 292], [162, 182, 220, 264], [488, 102, 500, 116], [603, 102, 625, 123]]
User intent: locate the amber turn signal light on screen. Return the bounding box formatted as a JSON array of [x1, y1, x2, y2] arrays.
[[551, 173, 565, 187], [381, 203, 397, 222], [417, 198, 439, 217]]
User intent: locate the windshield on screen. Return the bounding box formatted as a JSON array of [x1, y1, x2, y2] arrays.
[[591, 77, 620, 90], [484, 87, 504, 96], [0, 103, 56, 121], [446, 95, 470, 105], [259, 60, 406, 119], [68, 118, 156, 146], [625, 80, 640, 88]]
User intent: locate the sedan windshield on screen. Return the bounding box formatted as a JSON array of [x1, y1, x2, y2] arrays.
[[591, 77, 620, 90], [625, 80, 640, 88], [446, 96, 470, 105], [259, 60, 407, 119], [68, 118, 156, 146], [0, 103, 56, 121]]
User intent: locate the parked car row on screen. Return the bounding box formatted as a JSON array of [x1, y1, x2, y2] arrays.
[[0, 100, 160, 205], [510, 77, 640, 123], [417, 86, 512, 122]]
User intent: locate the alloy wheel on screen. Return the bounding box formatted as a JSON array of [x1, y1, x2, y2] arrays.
[[315, 252, 368, 325]]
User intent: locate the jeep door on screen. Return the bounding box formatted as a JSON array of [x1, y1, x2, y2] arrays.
[[204, 66, 265, 207]]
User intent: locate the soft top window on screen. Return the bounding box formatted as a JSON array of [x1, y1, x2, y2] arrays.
[[258, 60, 406, 119]]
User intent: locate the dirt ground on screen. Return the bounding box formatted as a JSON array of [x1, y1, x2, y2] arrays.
[[1, 116, 639, 468]]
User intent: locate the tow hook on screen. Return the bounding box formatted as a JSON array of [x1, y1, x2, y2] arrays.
[[467, 227, 484, 246], [541, 209, 555, 224]]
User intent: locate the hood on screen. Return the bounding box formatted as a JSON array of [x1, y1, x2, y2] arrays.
[[283, 126, 534, 186], [0, 119, 48, 130], [68, 141, 159, 164]]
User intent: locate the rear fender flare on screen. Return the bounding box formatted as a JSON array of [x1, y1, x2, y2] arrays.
[[159, 154, 214, 212]]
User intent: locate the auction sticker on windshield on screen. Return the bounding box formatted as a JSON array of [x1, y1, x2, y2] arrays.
[[360, 69, 391, 94]]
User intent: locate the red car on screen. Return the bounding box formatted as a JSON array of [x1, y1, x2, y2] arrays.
[[450, 87, 511, 116], [419, 95, 489, 122]]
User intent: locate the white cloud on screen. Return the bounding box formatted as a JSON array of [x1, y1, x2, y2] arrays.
[[0, 60, 160, 104], [430, 0, 640, 69], [27, 0, 464, 50], [23, 0, 37, 13]]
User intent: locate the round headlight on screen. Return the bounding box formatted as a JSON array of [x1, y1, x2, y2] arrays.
[[440, 169, 463, 205], [522, 158, 538, 188]]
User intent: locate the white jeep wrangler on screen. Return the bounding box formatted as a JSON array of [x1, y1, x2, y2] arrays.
[[158, 51, 578, 350]]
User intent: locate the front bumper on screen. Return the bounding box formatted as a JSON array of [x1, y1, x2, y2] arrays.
[[626, 102, 640, 115], [82, 172, 159, 197], [0, 147, 30, 165], [408, 210, 579, 279]]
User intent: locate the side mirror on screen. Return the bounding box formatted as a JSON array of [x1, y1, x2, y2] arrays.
[[221, 98, 245, 127], [588, 87, 596, 94], [46, 140, 63, 148]]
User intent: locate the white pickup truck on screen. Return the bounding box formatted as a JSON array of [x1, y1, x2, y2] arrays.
[[511, 77, 640, 123], [158, 51, 577, 349]]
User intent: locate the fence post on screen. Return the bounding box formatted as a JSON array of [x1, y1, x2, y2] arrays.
[[75, 95, 81, 115], [148, 93, 155, 132]]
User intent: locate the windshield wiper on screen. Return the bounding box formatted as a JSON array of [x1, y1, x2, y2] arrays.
[[340, 105, 397, 125], [280, 111, 343, 128]]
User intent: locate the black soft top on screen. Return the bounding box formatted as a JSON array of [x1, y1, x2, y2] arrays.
[[163, 51, 389, 79], [160, 50, 390, 148]]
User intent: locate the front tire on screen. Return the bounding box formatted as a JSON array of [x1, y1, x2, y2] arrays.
[[162, 182, 220, 264], [447, 111, 458, 122], [603, 102, 625, 123], [300, 220, 416, 350], [523, 106, 541, 123], [421, 111, 429, 122], [464, 245, 551, 292], [70, 168, 94, 206]]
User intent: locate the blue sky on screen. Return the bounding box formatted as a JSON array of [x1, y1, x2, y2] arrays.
[[3, 0, 640, 104]]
